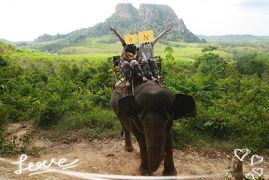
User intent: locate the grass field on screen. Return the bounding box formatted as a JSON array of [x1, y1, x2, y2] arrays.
[[32, 41, 234, 63]]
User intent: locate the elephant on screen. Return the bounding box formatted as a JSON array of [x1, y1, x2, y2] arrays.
[[110, 76, 196, 176]]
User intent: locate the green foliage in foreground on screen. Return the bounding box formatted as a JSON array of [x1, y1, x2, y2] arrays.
[[164, 51, 269, 152], [0, 42, 269, 153]]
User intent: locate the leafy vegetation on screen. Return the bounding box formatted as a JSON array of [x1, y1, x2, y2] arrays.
[[0, 40, 269, 154], [163, 49, 269, 152], [201, 45, 218, 52], [235, 53, 265, 78]]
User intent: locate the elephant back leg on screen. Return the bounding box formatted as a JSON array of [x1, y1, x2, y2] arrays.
[[117, 113, 134, 152], [122, 127, 134, 152]]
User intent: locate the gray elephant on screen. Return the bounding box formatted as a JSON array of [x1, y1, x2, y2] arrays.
[[110, 77, 196, 175]]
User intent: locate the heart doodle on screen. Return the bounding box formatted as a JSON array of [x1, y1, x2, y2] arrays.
[[250, 154, 263, 166], [234, 148, 251, 161], [245, 173, 255, 180], [252, 167, 263, 177]]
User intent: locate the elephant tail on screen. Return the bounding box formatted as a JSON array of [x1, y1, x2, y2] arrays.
[[121, 129, 124, 137]]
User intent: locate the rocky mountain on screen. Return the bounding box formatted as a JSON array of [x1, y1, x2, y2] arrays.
[[35, 3, 202, 45]]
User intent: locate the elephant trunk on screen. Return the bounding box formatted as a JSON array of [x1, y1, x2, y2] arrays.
[[145, 129, 165, 173]]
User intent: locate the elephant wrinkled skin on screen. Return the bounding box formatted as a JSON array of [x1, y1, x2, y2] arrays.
[[110, 80, 196, 175]]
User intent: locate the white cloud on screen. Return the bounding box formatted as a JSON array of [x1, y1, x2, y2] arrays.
[[0, 0, 268, 41]]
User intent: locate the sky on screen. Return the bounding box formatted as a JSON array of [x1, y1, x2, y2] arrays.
[[0, 0, 269, 41]]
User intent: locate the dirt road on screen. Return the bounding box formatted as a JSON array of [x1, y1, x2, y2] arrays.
[[0, 122, 268, 180]]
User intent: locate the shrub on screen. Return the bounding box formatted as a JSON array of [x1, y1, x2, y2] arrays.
[[235, 53, 264, 78], [201, 45, 218, 52]]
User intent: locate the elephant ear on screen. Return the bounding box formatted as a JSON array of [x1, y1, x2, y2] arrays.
[[118, 95, 138, 117], [171, 93, 196, 120]]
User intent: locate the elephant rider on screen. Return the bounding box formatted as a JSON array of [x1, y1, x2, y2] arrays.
[[139, 28, 171, 82], [109, 26, 147, 88]]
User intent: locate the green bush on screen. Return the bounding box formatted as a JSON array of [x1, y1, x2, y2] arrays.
[[0, 128, 16, 154], [164, 48, 269, 151], [0, 55, 8, 67], [0, 101, 10, 124], [235, 53, 264, 77], [201, 45, 218, 52], [0, 42, 269, 152], [194, 52, 227, 79]]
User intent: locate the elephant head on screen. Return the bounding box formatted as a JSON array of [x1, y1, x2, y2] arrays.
[[117, 93, 196, 174], [118, 93, 196, 120]]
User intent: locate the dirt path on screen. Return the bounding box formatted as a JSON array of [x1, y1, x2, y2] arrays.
[[0, 122, 268, 180]]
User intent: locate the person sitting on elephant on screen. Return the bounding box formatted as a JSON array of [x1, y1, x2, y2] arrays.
[[109, 26, 147, 87], [139, 28, 171, 82]]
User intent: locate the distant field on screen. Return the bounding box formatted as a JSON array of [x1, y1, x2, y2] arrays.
[[12, 49, 112, 63], [29, 41, 233, 63], [20, 36, 269, 65]]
